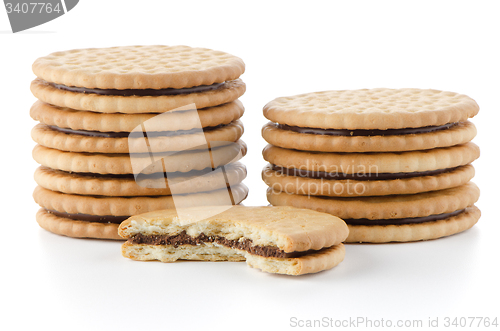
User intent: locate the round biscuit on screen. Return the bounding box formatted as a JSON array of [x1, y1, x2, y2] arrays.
[[30, 100, 245, 132], [267, 182, 479, 219], [264, 88, 479, 130], [32, 45, 245, 89], [345, 206, 480, 243], [31, 78, 246, 113], [34, 163, 247, 196], [33, 183, 249, 216], [262, 164, 475, 197], [263, 142, 479, 174], [262, 121, 477, 152], [32, 140, 247, 174]]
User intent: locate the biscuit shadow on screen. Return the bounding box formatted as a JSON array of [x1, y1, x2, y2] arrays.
[[252, 245, 378, 280]]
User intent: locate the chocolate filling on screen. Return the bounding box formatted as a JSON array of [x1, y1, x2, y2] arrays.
[[51, 81, 225, 97], [129, 231, 307, 258], [46, 209, 128, 224], [271, 164, 460, 181], [48, 124, 225, 138], [345, 209, 465, 226], [57, 166, 222, 180], [44, 186, 246, 225], [276, 122, 457, 136]]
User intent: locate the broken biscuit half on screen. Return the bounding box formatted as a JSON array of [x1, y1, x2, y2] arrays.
[[118, 205, 348, 275]]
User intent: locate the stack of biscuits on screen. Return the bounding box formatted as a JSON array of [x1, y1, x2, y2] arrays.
[[30, 45, 248, 240], [262, 88, 480, 243]]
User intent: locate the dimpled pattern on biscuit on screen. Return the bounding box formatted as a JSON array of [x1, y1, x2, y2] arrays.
[[264, 88, 479, 130], [32, 45, 245, 89], [262, 164, 475, 197], [30, 100, 245, 132], [263, 142, 480, 174], [346, 206, 480, 243], [33, 184, 249, 216], [262, 121, 477, 153], [36, 209, 122, 240], [32, 140, 247, 174], [119, 206, 349, 253], [30, 78, 246, 113], [267, 182, 480, 220], [34, 163, 247, 197], [31, 120, 244, 153]]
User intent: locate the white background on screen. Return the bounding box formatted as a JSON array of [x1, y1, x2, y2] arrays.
[[1, 1, 499, 330]]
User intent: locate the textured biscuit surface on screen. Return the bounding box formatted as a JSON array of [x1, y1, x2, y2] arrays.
[[31, 78, 246, 113], [32, 45, 245, 89], [122, 241, 345, 276], [121, 241, 245, 262], [34, 163, 247, 196], [245, 244, 345, 275], [119, 205, 348, 252], [267, 182, 479, 219], [346, 206, 480, 243], [262, 121, 477, 152], [262, 164, 475, 197], [33, 184, 248, 216], [32, 140, 246, 174], [30, 100, 245, 132], [36, 208, 122, 240], [263, 142, 479, 173], [31, 120, 244, 153], [264, 88, 479, 130]]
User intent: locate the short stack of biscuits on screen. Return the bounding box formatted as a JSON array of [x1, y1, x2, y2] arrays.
[[30, 45, 248, 240], [262, 88, 480, 243]]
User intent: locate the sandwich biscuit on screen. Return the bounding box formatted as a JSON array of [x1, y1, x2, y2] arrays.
[[35, 183, 248, 240], [119, 206, 348, 275], [31, 45, 245, 113], [268, 182, 479, 243], [263, 88, 478, 153]]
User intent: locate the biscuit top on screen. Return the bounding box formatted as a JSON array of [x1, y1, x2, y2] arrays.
[[118, 206, 348, 253], [32, 45, 245, 89], [264, 88, 479, 130]]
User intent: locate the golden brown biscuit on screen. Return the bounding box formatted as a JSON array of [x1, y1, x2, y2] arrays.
[[33, 45, 245, 89], [119, 206, 348, 275], [262, 121, 477, 152], [34, 163, 247, 196], [30, 100, 245, 132], [262, 163, 475, 197], [31, 121, 244, 153], [32, 140, 247, 174], [267, 182, 479, 220], [346, 206, 480, 243], [263, 143, 479, 174], [264, 88, 478, 130], [31, 78, 246, 113]]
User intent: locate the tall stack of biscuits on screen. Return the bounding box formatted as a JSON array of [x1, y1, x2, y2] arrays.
[[262, 88, 480, 243], [30, 45, 248, 240]]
